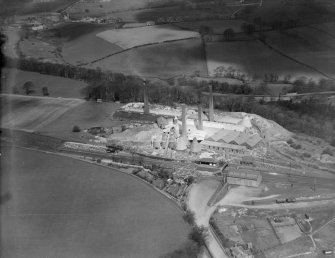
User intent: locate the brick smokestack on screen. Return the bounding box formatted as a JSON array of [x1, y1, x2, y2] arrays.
[[181, 104, 187, 137], [209, 82, 214, 122], [198, 104, 203, 130], [143, 79, 149, 114]]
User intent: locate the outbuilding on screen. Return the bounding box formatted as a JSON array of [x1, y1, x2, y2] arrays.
[[227, 169, 262, 187]]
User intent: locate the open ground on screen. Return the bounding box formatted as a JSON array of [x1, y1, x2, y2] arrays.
[[206, 40, 326, 80], [96, 25, 199, 49], [1, 146, 190, 258], [1, 94, 84, 132], [2, 68, 88, 98], [86, 38, 207, 78]]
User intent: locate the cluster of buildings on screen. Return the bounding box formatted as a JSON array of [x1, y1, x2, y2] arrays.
[[147, 84, 263, 157]]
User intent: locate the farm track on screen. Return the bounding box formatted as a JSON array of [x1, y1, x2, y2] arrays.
[[258, 38, 335, 80]]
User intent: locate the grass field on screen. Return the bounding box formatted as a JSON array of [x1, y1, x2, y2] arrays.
[[264, 25, 335, 78], [206, 40, 325, 80], [175, 19, 245, 34], [97, 25, 199, 49], [41, 23, 122, 65], [2, 68, 88, 98], [1, 147, 190, 258], [1, 95, 84, 132], [67, 0, 171, 15], [19, 37, 62, 63], [61, 30, 122, 65], [86, 38, 207, 78], [39, 101, 123, 141]]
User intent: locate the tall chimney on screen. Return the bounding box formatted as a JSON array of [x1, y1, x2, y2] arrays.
[[198, 104, 203, 130], [176, 104, 188, 151], [143, 79, 149, 114], [209, 82, 214, 122], [181, 104, 187, 137]]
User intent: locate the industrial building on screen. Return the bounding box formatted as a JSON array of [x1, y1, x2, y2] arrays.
[[226, 169, 262, 187], [201, 140, 247, 154]]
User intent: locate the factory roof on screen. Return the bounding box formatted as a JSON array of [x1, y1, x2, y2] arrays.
[[201, 140, 247, 150], [219, 131, 241, 143], [207, 128, 231, 142], [215, 116, 242, 125], [230, 132, 250, 145], [228, 170, 261, 180], [196, 157, 218, 164], [244, 134, 263, 148]]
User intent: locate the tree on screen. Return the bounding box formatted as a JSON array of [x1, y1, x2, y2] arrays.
[[223, 28, 235, 41], [199, 25, 212, 36], [188, 226, 208, 247], [183, 209, 195, 225], [22, 81, 34, 95], [42, 86, 49, 96], [72, 125, 81, 132], [242, 23, 255, 35], [253, 17, 262, 31]]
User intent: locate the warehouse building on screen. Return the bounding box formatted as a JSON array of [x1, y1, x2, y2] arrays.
[[227, 170, 262, 187], [201, 140, 247, 154]]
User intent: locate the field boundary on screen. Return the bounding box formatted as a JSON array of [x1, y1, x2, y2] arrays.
[[78, 37, 200, 66], [258, 38, 335, 80]]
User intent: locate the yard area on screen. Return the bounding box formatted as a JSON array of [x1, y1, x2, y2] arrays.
[[206, 40, 325, 80], [1, 94, 84, 132], [1, 146, 190, 258], [2, 68, 88, 98], [86, 38, 207, 78], [96, 25, 199, 49]]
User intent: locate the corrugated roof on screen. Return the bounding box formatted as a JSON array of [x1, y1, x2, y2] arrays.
[[207, 128, 231, 142], [230, 132, 249, 145], [220, 131, 241, 143], [245, 134, 262, 148], [197, 157, 218, 163], [201, 140, 247, 150]]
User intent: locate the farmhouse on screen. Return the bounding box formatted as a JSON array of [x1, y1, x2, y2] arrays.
[[226, 169, 262, 187]]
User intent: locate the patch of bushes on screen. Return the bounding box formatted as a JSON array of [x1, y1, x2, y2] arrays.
[[188, 226, 208, 247], [72, 125, 81, 132], [302, 152, 311, 158], [287, 139, 301, 149], [159, 241, 200, 258], [322, 147, 333, 156], [183, 209, 195, 225]]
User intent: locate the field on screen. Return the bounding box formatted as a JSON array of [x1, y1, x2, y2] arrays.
[[86, 38, 207, 78], [264, 24, 335, 78], [39, 101, 123, 141], [19, 37, 62, 63], [175, 19, 245, 34], [206, 40, 326, 80], [2, 68, 88, 98], [96, 25, 199, 49], [1, 147, 190, 258], [67, 0, 174, 15], [1, 95, 84, 132]]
